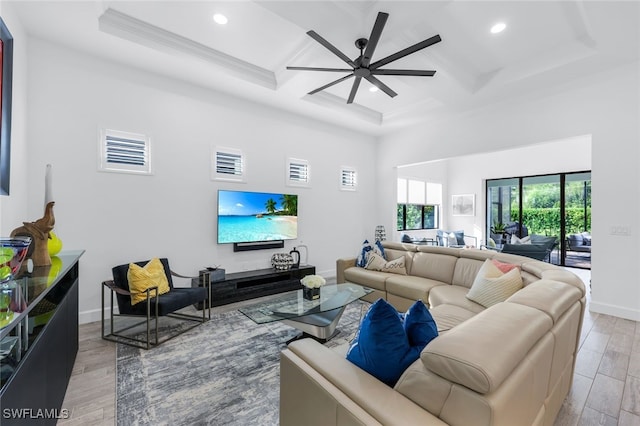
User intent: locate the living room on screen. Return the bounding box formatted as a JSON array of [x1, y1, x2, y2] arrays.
[[0, 1, 638, 425]]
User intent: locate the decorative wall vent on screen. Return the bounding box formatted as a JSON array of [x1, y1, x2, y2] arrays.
[[99, 129, 151, 175], [340, 166, 357, 190], [213, 146, 245, 182], [287, 158, 310, 187]]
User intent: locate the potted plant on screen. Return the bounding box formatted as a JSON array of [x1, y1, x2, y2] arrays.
[[490, 221, 507, 244]]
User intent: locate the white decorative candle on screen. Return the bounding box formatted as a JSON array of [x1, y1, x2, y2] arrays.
[[45, 164, 53, 205]]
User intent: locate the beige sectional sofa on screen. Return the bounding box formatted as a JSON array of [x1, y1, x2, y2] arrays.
[[280, 241, 586, 426]]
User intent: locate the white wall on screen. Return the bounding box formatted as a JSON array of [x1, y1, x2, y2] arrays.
[[445, 135, 592, 243], [378, 61, 640, 321], [23, 38, 378, 323], [0, 1, 29, 231]]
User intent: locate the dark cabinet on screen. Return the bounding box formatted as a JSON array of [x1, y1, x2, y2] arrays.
[[193, 265, 316, 307], [0, 251, 83, 425]]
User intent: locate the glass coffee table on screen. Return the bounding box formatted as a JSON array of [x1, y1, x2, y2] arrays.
[[239, 283, 372, 342]]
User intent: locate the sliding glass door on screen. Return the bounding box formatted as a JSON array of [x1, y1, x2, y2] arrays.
[[486, 171, 591, 269], [563, 173, 591, 268], [486, 178, 519, 244]]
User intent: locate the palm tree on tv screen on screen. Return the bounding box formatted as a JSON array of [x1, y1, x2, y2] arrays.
[[265, 198, 277, 214], [280, 195, 297, 216]]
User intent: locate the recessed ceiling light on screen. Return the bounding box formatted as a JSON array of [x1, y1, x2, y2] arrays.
[[490, 22, 506, 34], [369, 86, 379, 92], [213, 13, 228, 25]]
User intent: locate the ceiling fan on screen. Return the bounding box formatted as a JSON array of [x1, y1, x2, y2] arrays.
[[287, 12, 441, 104]]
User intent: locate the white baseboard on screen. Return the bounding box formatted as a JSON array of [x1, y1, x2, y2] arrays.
[[589, 301, 640, 321], [80, 308, 117, 325]]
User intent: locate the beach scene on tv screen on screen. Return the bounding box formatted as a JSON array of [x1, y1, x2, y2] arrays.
[[218, 191, 298, 243]]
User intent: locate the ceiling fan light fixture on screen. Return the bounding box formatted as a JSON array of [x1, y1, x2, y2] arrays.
[[287, 11, 440, 104], [213, 13, 228, 25], [369, 86, 379, 92], [490, 22, 506, 34]]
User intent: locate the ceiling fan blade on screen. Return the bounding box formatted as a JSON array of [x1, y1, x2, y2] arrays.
[[370, 34, 441, 70], [287, 66, 354, 72], [347, 76, 362, 104], [307, 30, 356, 67], [308, 73, 354, 95], [365, 75, 397, 98], [361, 12, 389, 68], [372, 69, 436, 76]]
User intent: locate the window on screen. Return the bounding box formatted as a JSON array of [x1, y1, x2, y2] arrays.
[[286, 158, 310, 187], [99, 129, 151, 175], [212, 146, 244, 182], [397, 179, 441, 231], [340, 167, 357, 191]]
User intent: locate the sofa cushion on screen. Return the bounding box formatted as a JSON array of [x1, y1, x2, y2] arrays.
[[386, 276, 447, 306], [451, 257, 486, 289], [346, 299, 422, 387], [466, 259, 523, 308], [506, 280, 583, 324], [421, 303, 553, 394], [428, 304, 477, 332], [410, 252, 457, 284], [343, 267, 392, 291], [428, 285, 485, 314]]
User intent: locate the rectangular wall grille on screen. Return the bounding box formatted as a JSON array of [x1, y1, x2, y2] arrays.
[[216, 151, 243, 176], [341, 167, 357, 190], [99, 129, 151, 174]]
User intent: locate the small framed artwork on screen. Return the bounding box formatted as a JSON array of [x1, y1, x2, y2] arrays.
[[452, 194, 475, 216]]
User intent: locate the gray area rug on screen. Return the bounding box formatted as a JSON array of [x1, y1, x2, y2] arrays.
[[116, 300, 368, 425]]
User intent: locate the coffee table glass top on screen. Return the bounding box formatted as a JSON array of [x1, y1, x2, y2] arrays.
[[239, 283, 372, 324]]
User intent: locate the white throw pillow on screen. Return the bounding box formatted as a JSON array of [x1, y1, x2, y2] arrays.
[[510, 235, 531, 245], [365, 252, 407, 275], [466, 259, 523, 308], [447, 233, 458, 247], [365, 252, 388, 271]]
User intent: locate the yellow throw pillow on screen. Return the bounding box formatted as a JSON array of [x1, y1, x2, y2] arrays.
[[466, 259, 523, 308], [127, 258, 171, 305]]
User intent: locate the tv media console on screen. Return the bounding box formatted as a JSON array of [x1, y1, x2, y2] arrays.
[[192, 265, 316, 308]]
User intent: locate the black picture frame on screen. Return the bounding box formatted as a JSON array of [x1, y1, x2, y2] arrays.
[[0, 17, 13, 196]]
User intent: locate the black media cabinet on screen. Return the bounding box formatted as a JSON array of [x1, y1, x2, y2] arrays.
[[1, 251, 83, 425], [193, 265, 316, 307]]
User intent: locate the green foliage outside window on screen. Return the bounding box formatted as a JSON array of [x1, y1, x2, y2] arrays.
[[511, 207, 591, 236], [397, 204, 439, 231]]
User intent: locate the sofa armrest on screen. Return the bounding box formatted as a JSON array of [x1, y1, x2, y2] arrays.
[[281, 339, 447, 426], [337, 258, 357, 284]]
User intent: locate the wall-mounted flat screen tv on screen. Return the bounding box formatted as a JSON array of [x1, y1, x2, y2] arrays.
[[217, 190, 298, 244]]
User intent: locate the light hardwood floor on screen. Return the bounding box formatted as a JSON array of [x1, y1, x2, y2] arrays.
[[58, 269, 640, 425]]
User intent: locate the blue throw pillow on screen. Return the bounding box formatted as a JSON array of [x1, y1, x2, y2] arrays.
[[374, 240, 386, 259], [346, 299, 422, 387], [403, 300, 438, 349], [356, 240, 373, 267]]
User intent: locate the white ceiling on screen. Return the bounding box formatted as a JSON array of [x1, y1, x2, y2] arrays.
[[9, 0, 640, 136]]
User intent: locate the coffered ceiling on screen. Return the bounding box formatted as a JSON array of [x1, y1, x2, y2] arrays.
[[9, 1, 640, 135]]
